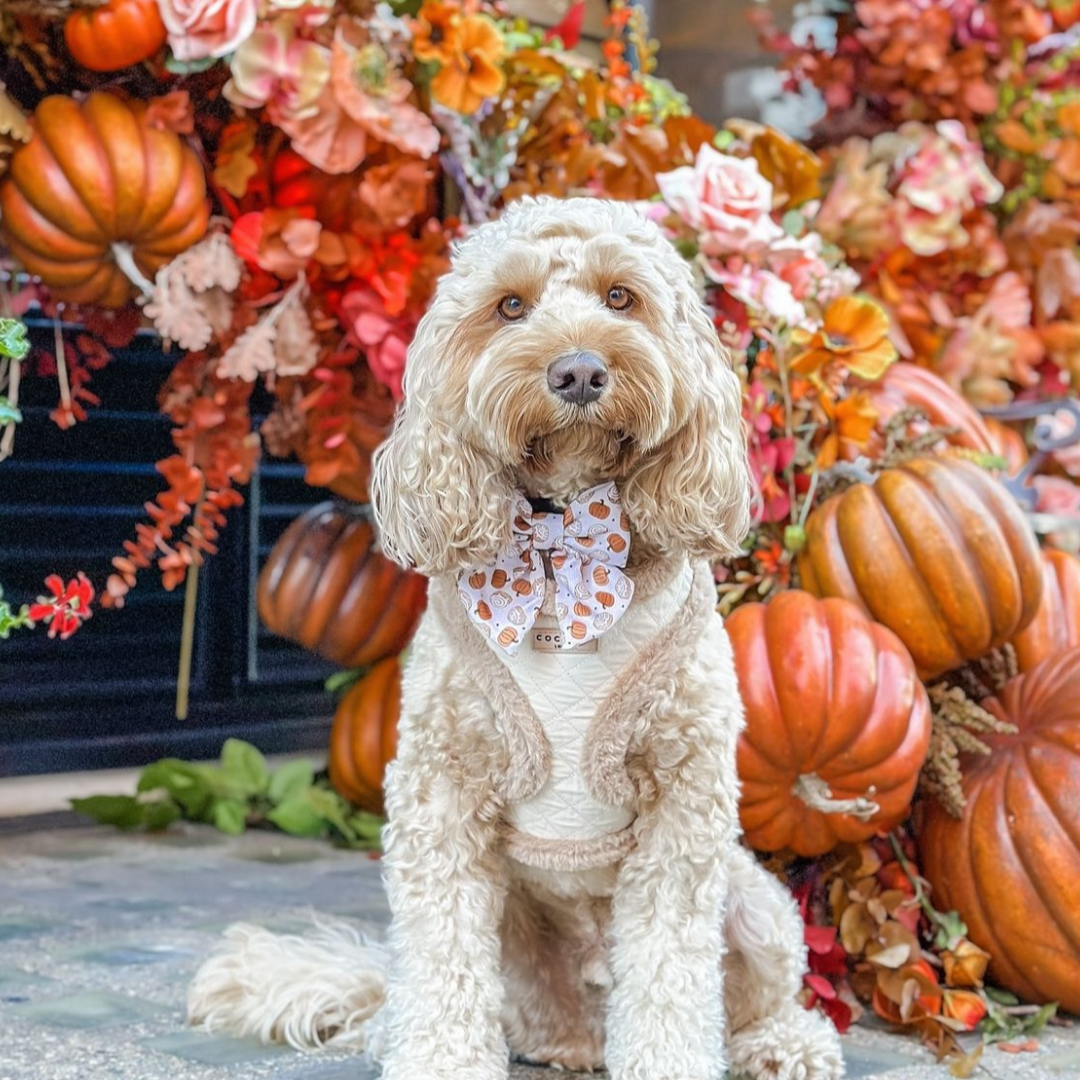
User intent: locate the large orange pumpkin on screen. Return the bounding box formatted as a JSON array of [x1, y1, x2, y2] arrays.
[[1010, 549, 1080, 673], [257, 502, 426, 668], [0, 93, 209, 307], [64, 0, 167, 72], [328, 657, 400, 814], [728, 590, 932, 857], [846, 363, 996, 462], [798, 457, 1043, 680], [918, 649, 1080, 1013]]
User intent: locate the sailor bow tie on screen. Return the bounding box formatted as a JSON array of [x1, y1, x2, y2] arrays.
[[458, 482, 635, 655]]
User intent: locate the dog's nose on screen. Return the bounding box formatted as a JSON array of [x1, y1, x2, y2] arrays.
[[547, 352, 608, 405]]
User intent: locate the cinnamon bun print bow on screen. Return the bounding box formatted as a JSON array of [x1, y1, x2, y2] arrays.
[[458, 482, 635, 655]]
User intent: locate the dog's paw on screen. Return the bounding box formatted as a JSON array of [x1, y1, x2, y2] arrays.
[[728, 1008, 844, 1080]]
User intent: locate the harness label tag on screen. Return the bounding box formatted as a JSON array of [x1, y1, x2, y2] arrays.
[[529, 621, 598, 653]]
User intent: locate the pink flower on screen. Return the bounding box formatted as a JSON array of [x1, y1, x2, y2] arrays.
[[708, 259, 808, 328], [341, 289, 412, 400], [158, 0, 258, 62], [656, 144, 785, 256], [1048, 408, 1080, 477], [748, 437, 796, 524]]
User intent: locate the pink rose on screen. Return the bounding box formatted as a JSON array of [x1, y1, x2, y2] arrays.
[[158, 0, 258, 62], [656, 145, 784, 256], [341, 289, 412, 400]]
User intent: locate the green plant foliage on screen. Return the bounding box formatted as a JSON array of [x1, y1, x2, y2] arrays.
[[0, 318, 29, 361], [0, 587, 32, 639], [71, 738, 383, 850]]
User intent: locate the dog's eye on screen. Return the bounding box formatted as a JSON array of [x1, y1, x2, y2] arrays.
[[606, 286, 633, 311], [498, 295, 527, 321]]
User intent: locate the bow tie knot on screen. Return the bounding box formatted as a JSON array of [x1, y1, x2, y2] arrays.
[[459, 482, 635, 654]]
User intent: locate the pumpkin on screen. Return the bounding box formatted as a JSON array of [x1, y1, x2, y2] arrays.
[[918, 649, 1080, 1013], [257, 502, 426, 667], [1010, 549, 1080, 672], [729, 590, 932, 857], [328, 657, 400, 813], [984, 417, 1029, 475], [64, 0, 167, 72], [0, 93, 209, 307], [845, 363, 996, 462], [798, 456, 1043, 680]]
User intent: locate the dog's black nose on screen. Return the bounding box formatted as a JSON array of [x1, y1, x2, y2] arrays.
[[547, 352, 608, 405]]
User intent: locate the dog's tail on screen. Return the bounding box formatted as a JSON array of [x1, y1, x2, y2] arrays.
[[187, 915, 387, 1052]]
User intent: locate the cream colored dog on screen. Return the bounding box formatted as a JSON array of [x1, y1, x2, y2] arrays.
[[188, 197, 844, 1080]]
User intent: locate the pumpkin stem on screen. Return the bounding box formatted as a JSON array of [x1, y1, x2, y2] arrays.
[[111, 242, 155, 298], [792, 772, 880, 821]]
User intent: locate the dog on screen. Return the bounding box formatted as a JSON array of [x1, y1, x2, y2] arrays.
[[188, 196, 844, 1080]]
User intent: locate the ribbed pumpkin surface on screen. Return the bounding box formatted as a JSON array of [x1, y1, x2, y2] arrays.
[[798, 457, 1043, 680], [1010, 549, 1080, 673], [257, 502, 426, 668], [0, 93, 209, 307], [729, 590, 932, 856], [918, 649, 1080, 1013]]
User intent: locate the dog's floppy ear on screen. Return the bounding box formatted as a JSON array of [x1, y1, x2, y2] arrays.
[[621, 285, 751, 561], [371, 312, 514, 577]]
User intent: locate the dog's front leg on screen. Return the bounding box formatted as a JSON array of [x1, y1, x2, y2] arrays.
[[377, 689, 509, 1080], [605, 706, 736, 1080]]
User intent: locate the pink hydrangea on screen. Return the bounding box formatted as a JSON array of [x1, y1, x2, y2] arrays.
[[158, 0, 258, 62], [656, 145, 785, 256], [1047, 407, 1080, 477], [708, 259, 808, 328], [341, 289, 412, 400]]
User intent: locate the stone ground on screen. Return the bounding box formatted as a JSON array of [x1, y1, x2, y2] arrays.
[[0, 818, 1077, 1080]]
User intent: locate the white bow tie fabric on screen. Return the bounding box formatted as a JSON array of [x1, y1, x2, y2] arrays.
[[458, 482, 635, 655]]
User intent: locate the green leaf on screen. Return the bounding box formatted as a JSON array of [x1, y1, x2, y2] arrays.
[[267, 758, 315, 805], [219, 738, 269, 796], [306, 786, 358, 842], [212, 799, 248, 835], [0, 318, 29, 361], [0, 396, 22, 426], [141, 800, 182, 832], [781, 208, 806, 236], [933, 909, 969, 951], [163, 54, 218, 74], [267, 793, 327, 838], [138, 759, 214, 818], [71, 795, 151, 830], [984, 987, 1020, 1006], [325, 668, 365, 695], [346, 811, 385, 845]]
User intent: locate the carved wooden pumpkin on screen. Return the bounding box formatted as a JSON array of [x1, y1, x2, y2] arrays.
[[1010, 549, 1080, 673], [728, 590, 932, 857], [846, 363, 996, 461], [64, 0, 167, 72], [0, 93, 209, 307], [798, 457, 1043, 680], [328, 657, 400, 814], [918, 649, 1080, 1013], [257, 503, 426, 668]]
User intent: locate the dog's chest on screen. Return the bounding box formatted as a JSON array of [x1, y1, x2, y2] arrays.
[[488, 561, 693, 843]]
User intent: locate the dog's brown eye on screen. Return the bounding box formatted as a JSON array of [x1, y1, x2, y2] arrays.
[[606, 286, 633, 311], [498, 295, 526, 321]]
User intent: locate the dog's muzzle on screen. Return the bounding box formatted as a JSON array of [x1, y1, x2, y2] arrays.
[[547, 352, 608, 405]]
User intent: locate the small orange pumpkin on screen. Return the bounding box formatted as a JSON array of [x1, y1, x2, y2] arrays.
[[729, 590, 932, 857], [64, 0, 167, 72], [257, 503, 426, 668], [798, 457, 1043, 680], [0, 93, 209, 307], [1010, 549, 1080, 672], [918, 650, 1080, 1013], [984, 417, 1029, 475], [328, 658, 400, 814]]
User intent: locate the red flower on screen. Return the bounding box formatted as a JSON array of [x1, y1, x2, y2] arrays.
[[28, 573, 94, 640]]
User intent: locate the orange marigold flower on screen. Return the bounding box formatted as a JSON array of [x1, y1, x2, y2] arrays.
[[816, 390, 879, 468], [413, 0, 460, 65], [430, 13, 505, 114], [790, 296, 897, 381]]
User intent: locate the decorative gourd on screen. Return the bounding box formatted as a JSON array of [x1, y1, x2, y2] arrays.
[[728, 590, 932, 857], [984, 417, 1029, 475], [798, 457, 1043, 680], [64, 0, 167, 72], [257, 502, 426, 668], [1010, 549, 1080, 672], [918, 650, 1080, 1013], [846, 363, 996, 461], [328, 657, 400, 813], [0, 93, 209, 307]]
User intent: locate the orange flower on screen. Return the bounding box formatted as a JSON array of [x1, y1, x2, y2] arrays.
[[729, 121, 822, 208], [942, 989, 987, 1030], [413, 1, 459, 64], [790, 296, 897, 381], [430, 14, 505, 114], [1058, 100, 1080, 136], [942, 939, 990, 989], [816, 390, 879, 468]]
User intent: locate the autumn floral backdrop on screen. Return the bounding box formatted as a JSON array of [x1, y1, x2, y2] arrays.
[[1, 0, 1080, 1067]]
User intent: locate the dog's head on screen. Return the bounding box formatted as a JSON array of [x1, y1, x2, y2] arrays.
[[372, 196, 751, 575]]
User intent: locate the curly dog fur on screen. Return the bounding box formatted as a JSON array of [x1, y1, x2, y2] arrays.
[[188, 197, 844, 1080]]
